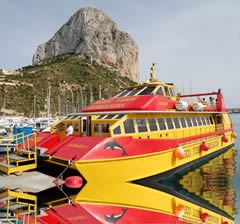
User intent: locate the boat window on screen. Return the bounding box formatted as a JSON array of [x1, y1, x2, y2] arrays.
[[124, 119, 135, 134], [209, 116, 214, 124], [186, 117, 192, 127], [205, 117, 210, 125], [102, 124, 110, 133], [117, 89, 130, 97], [164, 87, 171, 97], [148, 119, 158, 131], [94, 124, 100, 132], [173, 118, 180, 128], [97, 115, 106, 119], [156, 87, 164, 96], [105, 114, 116, 119], [127, 88, 142, 96], [201, 117, 207, 125], [136, 119, 148, 132], [158, 118, 166, 130], [166, 118, 174, 129], [125, 89, 136, 96], [113, 125, 121, 135], [169, 88, 175, 97], [180, 117, 187, 128], [196, 117, 202, 126], [191, 117, 198, 126], [138, 86, 156, 95], [115, 114, 125, 119]]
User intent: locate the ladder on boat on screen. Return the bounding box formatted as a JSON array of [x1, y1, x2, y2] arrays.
[[0, 189, 37, 224], [0, 133, 37, 175]]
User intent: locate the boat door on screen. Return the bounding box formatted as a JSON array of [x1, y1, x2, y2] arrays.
[[87, 116, 91, 136], [214, 114, 224, 131], [81, 116, 87, 136]]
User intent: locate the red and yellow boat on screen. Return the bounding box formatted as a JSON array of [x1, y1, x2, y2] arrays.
[[0, 64, 236, 223]]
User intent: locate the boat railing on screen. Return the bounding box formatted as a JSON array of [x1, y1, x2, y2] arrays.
[[0, 132, 37, 175], [1, 189, 37, 224], [180, 90, 226, 112]]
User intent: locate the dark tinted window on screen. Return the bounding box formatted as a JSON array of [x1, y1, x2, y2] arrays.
[[166, 118, 174, 129], [186, 117, 192, 127], [209, 116, 214, 124], [115, 114, 125, 119], [97, 115, 105, 119], [180, 117, 187, 128], [201, 117, 206, 125], [205, 117, 210, 125], [156, 87, 164, 96], [113, 125, 121, 135], [196, 117, 202, 126], [138, 87, 155, 95], [173, 118, 180, 128], [124, 119, 135, 134], [127, 88, 142, 96], [94, 124, 99, 132], [192, 117, 197, 126], [164, 87, 170, 96], [117, 90, 128, 97], [158, 118, 166, 130], [102, 124, 109, 133], [105, 114, 116, 119], [169, 88, 174, 97], [148, 119, 158, 131], [136, 119, 148, 132]]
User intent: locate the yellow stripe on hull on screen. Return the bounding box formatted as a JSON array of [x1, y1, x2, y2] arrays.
[[74, 132, 234, 182]]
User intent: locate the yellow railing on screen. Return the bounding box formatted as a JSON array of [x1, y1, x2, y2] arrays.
[[4, 189, 37, 224], [0, 132, 37, 175]]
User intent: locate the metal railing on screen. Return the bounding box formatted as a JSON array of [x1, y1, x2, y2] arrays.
[[1, 132, 37, 175], [4, 189, 37, 224]]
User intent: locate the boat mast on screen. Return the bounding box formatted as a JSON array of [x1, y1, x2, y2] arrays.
[[150, 63, 157, 82]]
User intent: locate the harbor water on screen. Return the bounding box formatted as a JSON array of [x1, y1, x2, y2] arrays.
[[231, 114, 240, 222]]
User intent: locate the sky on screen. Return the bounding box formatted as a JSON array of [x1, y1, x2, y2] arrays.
[[0, 0, 239, 107]]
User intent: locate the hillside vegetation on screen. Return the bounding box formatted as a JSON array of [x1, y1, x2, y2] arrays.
[[0, 54, 135, 116]]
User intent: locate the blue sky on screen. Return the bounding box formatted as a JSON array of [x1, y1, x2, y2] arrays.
[[0, 0, 239, 107]]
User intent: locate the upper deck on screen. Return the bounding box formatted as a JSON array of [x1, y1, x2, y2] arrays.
[[83, 64, 227, 113]]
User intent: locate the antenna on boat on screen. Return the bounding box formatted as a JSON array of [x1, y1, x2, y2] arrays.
[[149, 63, 158, 83]]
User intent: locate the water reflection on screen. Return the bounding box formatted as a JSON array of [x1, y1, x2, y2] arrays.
[[180, 147, 236, 217], [0, 147, 236, 224]]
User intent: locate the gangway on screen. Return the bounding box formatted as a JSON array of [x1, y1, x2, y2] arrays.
[[0, 133, 37, 175]]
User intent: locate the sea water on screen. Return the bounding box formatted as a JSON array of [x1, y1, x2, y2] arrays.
[[231, 114, 240, 222]]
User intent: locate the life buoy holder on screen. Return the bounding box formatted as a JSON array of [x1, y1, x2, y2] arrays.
[[174, 205, 185, 218], [174, 146, 185, 159], [222, 135, 228, 143], [200, 212, 209, 222], [200, 142, 209, 151]]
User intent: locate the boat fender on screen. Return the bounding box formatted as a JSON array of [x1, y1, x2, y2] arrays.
[[174, 146, 185, 159], [176, 101, 188, 111], [222, 135, 228, 143], [65, 176, 83, 188], [200, 142, 209, 151], [193, 103, 204, 111], [174, 205, 185, 218], [200, 212, 209, 222]]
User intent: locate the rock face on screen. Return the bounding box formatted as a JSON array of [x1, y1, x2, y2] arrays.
[[33, 8, 139, 81]]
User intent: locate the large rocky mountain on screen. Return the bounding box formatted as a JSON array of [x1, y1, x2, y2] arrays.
[[33, 8, 139, 82]]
